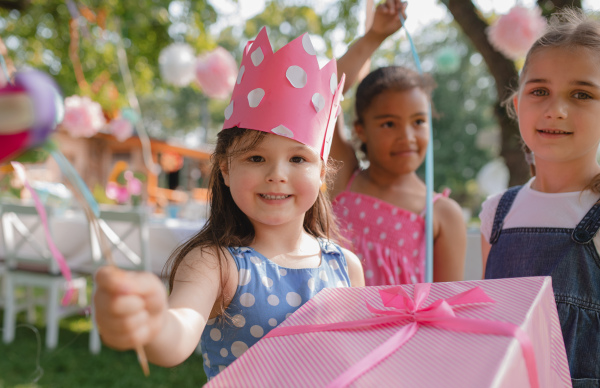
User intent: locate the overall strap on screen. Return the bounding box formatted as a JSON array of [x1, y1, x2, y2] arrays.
[[572, 198, 600, 244], [489, 185, 523, 244]]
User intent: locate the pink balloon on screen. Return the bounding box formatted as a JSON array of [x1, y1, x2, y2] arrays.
[[195, 47, 238, 100], [486, 6, 547, 60]]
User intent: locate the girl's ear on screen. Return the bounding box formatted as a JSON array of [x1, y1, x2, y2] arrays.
[[220, 161, 230, 187], [354, 121, 367, 144]]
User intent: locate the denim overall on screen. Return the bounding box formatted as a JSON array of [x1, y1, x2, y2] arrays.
[[485, 186, 600, 387]]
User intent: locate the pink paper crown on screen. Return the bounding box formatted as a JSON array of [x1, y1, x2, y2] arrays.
[[222, 27, 345, 161]]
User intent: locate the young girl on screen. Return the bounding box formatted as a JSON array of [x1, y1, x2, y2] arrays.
[[330, 2, 466, 286], [480, 9, 600, 384], [94, 28, 364, 380]]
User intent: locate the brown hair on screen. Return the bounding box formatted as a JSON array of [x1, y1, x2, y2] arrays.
[[508, 8, 600, 188], [163, 127, 341, 316], [354, 66, 436, 154]]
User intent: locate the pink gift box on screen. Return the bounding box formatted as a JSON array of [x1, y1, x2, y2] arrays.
[[206, 277, 571, 387]]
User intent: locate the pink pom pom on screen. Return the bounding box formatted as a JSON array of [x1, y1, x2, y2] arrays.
[[195, 47, 238, 100], [109, 118, 134, 142], [487, 6, 547, 60], [60, 95, 106, 138]]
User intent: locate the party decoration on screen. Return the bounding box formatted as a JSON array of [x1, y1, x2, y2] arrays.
[[109, 117, 134, 142], [195, 47, 239, 99], [222, 28, 345, 161], [160, 151, 184, 173], [486, 6, 547, 60], [60, 95, 106, 138], [476, 158, 509, 197], [0, 69, 63, 164], [434, 47, 461, 74], [106, 168, 145, 206], [158, 43, 196, 87]]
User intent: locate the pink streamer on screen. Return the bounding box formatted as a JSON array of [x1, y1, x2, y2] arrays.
[[11, 162, 74, 306], [265, 284, 540, 388]]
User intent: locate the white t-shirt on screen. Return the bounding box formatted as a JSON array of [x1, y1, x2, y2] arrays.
[[479, 178, 600, 250]]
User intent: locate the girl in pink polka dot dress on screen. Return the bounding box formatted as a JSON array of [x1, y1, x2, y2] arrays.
[[330, 1, 466, 285], [93, 27, 364, 381]]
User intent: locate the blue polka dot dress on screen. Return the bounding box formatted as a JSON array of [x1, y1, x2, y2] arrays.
[[200, 238, 351, 380]]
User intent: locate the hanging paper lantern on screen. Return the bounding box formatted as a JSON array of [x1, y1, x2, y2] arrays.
[[486, 6, 547, 60], [109, 118, 134, 142], [160, 151, 183, 173], [434, 47, 461, 74], [195, 47, 238, 99], [60, 95, 106, 138], [0, 69, 63, 164], [159, 43, 196, 87]]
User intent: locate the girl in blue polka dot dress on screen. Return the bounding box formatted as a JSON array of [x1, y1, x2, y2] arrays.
[[94, 27, 365, 380]]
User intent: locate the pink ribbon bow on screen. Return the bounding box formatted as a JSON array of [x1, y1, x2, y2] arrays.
[[265, 284, 539, 388]]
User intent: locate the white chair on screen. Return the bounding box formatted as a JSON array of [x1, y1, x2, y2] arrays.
[[89, 207, 151, 354], [0, 202, 89, 350]]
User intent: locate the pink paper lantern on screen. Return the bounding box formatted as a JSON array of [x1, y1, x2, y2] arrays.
[[109, 118, 134, 142], [487, 6, 547, 60], [195, 47, 238, 100], [60, 95, 106, 138]]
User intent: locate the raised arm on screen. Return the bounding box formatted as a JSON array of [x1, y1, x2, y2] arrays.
[[94, 246, 229, 367]]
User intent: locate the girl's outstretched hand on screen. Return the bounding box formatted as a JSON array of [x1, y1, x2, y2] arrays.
[[94, 266, 168, 351], [370, 0, 407, 40]]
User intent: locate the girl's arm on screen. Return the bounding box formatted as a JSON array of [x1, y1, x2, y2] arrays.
[[341, 247, 366, 287], [94, 246, 228, 367], [329, 0, 407, 198], [432, 197, 466, 282], [480, 235, 491, 279]]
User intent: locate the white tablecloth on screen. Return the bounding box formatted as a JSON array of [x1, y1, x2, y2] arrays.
[[0, 209, 206, 276]]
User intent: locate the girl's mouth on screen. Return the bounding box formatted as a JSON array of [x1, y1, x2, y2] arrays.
[[260, 194, 291, 200], [537, 129, 572, 135]]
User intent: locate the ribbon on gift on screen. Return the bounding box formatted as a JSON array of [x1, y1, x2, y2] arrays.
[[264, 284, 539, 388]]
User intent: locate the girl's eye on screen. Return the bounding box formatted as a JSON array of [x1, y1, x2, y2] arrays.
[[290, 156, 305, 164], [248, 155, 264, 163], [531, 89, 548, 97], [381, 121, 394, 128], [573, 91, 592, 100], [415, 118, 426, 126]]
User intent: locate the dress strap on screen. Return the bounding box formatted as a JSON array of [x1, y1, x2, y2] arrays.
[[489, 185, 523, 244], [344, 170, 360, 192], [419, 188, 452, 217], [572, 197, 600, 244]]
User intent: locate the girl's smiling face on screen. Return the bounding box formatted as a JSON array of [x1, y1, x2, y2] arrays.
[[515, 46, 600, 166], [355, 88, 430, 176], [221, 133, 324, 229]]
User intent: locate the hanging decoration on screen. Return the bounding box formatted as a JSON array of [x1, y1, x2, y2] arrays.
[[158, 43, 197, 87], [0, 69, 64, 164], [109, 117, 134, 142], [434, 47, 461, 74], [486, 6, 547, 60], [59, 95, 106, 138], [160, 151, 184, 173], [195, 47, 238, 100]]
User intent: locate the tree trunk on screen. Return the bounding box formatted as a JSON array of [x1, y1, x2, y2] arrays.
[[445, 0, 529, 186]]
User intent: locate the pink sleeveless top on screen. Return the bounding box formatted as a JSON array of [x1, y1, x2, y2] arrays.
[[332, 171, 449, 286]]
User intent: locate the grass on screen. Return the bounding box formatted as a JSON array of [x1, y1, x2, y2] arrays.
[[0, 310, 207, 388]]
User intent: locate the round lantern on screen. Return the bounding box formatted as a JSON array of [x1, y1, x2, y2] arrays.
[[159, 43, 197, 87]]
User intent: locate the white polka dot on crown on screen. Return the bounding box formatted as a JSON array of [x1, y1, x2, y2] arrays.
[[248, 88, 265, 108], [231, 341, 249, 358], [250, 256, 262, 265], [236, 65, 245, 84], [307, 277, 315, 290], [251, 47, 264, 66], [224, 101, 233, 120], [330, 73, 337, 94], [238, 269, 251, 286], [312, 93, 325, 113], [232, 314, 246, 327], [355, 197, 361, 205], [267, 294, 279, 306], [374, 202, 380, 209], [392, 208, 398, 215], [220, 348, 228, 357], [302, 34, 316, 55], [279, 268, 287, 276], [359, 211, 365, 219], [250, 325, 264, 338], [268, 318, 277, 326], [328, 259, 339, 270], [365, 269, 374, 278], [286, 292, 302, 307], [271, 124, 294, 138], [239, 293, 255, 307], [376, 216, 383, 225], [210, 328, 222, 341], [286, 65, 308, 88], [319, 270, 328, 282], [262, 276, 273, 288], [395, 222, 402, 230]]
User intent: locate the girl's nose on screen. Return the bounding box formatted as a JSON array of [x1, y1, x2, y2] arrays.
[[545, 98, 568, 119], [266, 162, 287, 183]]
